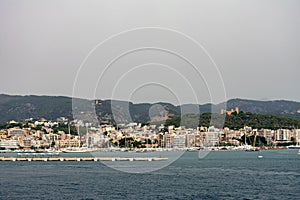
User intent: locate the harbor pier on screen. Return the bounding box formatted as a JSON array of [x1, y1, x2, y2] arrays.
[[0, 156, 168, 162]]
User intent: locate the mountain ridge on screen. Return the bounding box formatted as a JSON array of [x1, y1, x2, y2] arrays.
[[0, 94, 299, 124]]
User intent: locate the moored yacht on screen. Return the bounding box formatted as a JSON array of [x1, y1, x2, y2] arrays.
[[61, 147, 97, 153], [287, 145, 300, 149]]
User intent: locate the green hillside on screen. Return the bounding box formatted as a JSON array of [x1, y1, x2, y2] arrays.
[[0, 94, 299, 125], [165, 112, 300, 129]]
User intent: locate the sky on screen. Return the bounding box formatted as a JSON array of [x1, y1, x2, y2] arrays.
[[0, 0, 299, 105]]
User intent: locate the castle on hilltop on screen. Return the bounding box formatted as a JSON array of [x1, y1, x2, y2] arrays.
[[220, 107, 239, 115]]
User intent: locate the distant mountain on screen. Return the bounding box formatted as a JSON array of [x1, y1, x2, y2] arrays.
[[225, 99, 300, 119], [0, 94, 299, 124], [0, 94, 74, 123], [94, 100, 179, 124]]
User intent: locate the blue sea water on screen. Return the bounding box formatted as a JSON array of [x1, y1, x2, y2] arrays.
[[0, 150, 299, 200]]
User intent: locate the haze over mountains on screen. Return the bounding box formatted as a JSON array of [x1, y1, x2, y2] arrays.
[[0, 94, 299, 124]]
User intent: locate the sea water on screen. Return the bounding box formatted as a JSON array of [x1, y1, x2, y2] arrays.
[[0, 150, 299, 199]]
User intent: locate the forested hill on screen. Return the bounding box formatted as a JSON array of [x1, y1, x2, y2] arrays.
[[0, 94, 75, 123], [226, 99, 300, 119], [0, 94, 299, 124], [164, 112, 300, 129]]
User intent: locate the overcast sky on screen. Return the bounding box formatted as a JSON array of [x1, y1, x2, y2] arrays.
[[0, 0, 299, 104]]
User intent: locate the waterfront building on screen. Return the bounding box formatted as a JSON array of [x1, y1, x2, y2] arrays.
[[276, 129, 291, 141], [86, 133, 105, 148], [33, 130, 44, 138], [244, 126, 252, 134], [157, 133, 164, 147], [0, 139, 18, 149], [168, 125, 175, 133], [164, 133, 174, 148], [47, 133, 61, 141], [294, 129, 300, 143], [259, 129, 273, 145], [0, 117, 298, 151], [56, 138, 81, 148], [8, 128, 25, 137], [0, 130, 8, 139], [205, 126, 220, 146], [21, 138, 32, 148], [31, 140, 43, 148], [186, 134, 196, 147], [173, 135, 186, 148]]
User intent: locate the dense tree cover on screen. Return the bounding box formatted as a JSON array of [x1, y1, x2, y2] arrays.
[[0, 95, 76, 123], [52, 123, 78, 135], [225, 111, 300, 129], [113, 137, 142, 148], [0, 122, 79, 135], [227, 99, 300, 119], [165, 112, 300, 129]]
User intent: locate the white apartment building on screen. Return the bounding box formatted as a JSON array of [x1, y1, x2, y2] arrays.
[[276, 129, 291, 141], [0, 140, 19, 149], [173, 135, 186, 148], [205, 126, 220, 146]]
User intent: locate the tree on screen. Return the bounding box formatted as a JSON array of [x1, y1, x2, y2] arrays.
[[51, 141, 56, 147]]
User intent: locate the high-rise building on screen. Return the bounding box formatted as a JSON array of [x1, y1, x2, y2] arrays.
[[173, 135, 186, 148], [276, 129, 291, 141], [205, 126, 219, 146]]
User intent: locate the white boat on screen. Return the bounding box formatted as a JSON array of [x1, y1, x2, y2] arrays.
[[257, 155, 263, 158], [62, 147, 97, 153], [298, 150, 300, 155], [287, 145, 300, 149], [257, 151, 264, 158], [62, 147, 86, 153], [236, 145, 253, 150], [45, 149, 61, 153]]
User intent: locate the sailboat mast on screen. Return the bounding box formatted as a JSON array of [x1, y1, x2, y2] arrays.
[[68, 124, 71, 148], [86, 125, 89, 148], [68, 124, 71, 136], [244, 127, 247, 145], [77, 125, 80, 147]]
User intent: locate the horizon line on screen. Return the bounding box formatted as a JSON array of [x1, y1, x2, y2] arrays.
[[0, 93, 299, 105]]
